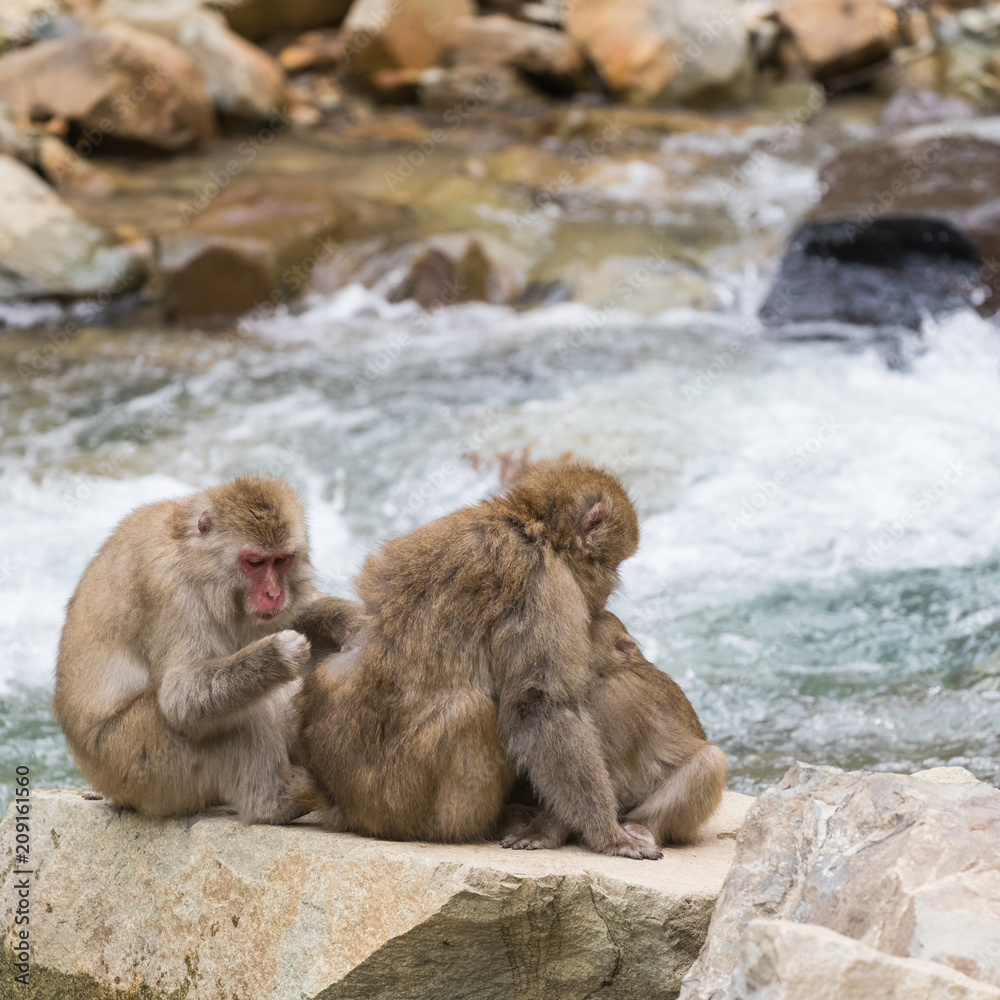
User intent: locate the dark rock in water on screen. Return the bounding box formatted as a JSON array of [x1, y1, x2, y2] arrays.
[[761, 131, 1000, 347], [760, 217, 984, 331]]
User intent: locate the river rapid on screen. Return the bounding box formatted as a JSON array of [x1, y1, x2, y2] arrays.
[[2, 104, 999, 811]]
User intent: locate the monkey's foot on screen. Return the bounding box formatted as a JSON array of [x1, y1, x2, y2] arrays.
[[316, 803, 350, 833], [622, 822, 658, 851], [603, 825, 663, 861], [495, 803, 537, 839], [499, 811, 568, 850]]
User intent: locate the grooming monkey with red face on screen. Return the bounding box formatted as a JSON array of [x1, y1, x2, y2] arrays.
[[300, 462, 664, 859], [54, 475, 361, 823]]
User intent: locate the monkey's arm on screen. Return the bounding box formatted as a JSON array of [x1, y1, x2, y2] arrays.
[[289, 595, 363, 670], [498, 677, 662, 861], [158, 631, 310, 740]]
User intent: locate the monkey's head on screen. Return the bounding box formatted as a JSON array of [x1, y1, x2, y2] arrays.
[[191, 475, 310, 621], [503, 462, 639, 609], [591, 611, 647, 671]]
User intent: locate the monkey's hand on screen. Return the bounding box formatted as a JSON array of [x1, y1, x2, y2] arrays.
[[267, 630, 313, 680], [602, 824, 663, 861], [289, 597, 363, 669]]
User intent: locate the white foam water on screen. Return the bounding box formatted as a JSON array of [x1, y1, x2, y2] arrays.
[[2, 283, 999, 803]]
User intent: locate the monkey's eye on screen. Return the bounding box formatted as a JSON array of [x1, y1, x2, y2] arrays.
[[247, 558, 265, 568], [273, 557, 287, 566]]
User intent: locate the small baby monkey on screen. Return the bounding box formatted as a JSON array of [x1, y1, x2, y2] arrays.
[[501, 611, 726, 852]]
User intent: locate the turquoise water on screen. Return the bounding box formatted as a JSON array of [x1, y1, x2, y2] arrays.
[[2, 287, 999, 811]]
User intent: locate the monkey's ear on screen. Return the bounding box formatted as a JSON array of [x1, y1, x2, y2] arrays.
[[615, 635, 638, 660], [198, 510, 214, 534], [576, 501, 607, 548]]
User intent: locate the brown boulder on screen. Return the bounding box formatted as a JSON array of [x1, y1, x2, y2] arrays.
[[340, 0, 475, 79], [565, 0, 751, 105], [163, 177, 412, 322], [99, 2, 286, 119], [775, 0, 897, 81], [444, 14, 587, 93], [0, 23, 215, 151], [213, 0, 352, 41]]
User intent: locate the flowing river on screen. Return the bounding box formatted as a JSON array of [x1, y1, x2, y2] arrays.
[[2, 105, 999, 811]]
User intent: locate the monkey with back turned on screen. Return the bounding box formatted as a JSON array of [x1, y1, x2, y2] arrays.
[[300, 461, 667, 859]]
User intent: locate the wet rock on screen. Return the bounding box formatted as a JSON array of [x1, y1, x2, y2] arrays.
[[0, 0, 78, 48], [938, 6, 1000, 110], [1, 788, 753, 1000], [879, 87, 977, 128], [680, 763, 1000, 1000], [37, 135, 117, 196], [0, 23, 215, 151], [565, 0, 752, 106], [735, 920, 1000, 1000], [340, 0, 475, 80], [390, 233, 529, 307], [100, 2, 286, 119], [163, 177, 412, 322], [213, 0, 352, 41], [418, 65, 536, 110], [760, 130, 1000, 336], [444, 14, 587, 95], [576, 255, 718, 314], [278, 29, 343, 72], [774, 0, 897, 82], [0, 153, 144, 299]]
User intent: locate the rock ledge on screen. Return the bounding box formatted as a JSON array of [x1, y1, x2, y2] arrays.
[[1, 788, 752, 1000]]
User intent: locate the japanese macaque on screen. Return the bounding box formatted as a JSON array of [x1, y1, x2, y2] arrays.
[[501, 611, 726, 851], [300, 462, 663, 859], [54, 475, 361, 824]]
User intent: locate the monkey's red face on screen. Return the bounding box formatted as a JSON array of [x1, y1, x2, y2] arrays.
[[239, 550, 295, 618]]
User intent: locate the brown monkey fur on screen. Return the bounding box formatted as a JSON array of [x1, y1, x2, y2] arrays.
[[501, 611, 726, 851], [299, 462, 663, 859], [54, 475, 361, 824]]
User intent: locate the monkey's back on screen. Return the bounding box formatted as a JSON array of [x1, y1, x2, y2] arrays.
[[54, 497, 192, 739], [588, 640, 710, 805], [355, 503, 554, 679]]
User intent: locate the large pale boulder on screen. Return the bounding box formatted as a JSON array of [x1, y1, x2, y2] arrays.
[[100, 1, 285, 118], [680, 764, 1000, 1000], [565, 0, 752, 106], [735, 920, 1000, 1000], [340, 0, 475, 79], [0, 154, 144, 298], [1, 788, 753, 999], [0, 22, 215, 151]]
